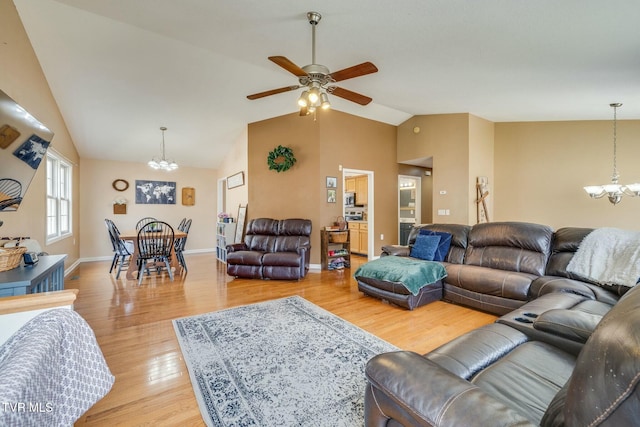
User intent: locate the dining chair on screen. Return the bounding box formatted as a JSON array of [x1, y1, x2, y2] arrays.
[[0, 178, 23, 211], [136, 216, 157, 231], [104, 219, 134, 279], [136, 220, 175, 284], [174, 218, 192, 272]]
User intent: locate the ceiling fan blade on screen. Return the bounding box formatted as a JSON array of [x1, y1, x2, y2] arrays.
[[329, 62, 378, 82], [268, 56, 307, 77], [329, 86, 373, 106], [247, 85, 301, 100]]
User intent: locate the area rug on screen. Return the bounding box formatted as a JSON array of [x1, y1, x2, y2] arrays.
[[173, 296, 398, 427]]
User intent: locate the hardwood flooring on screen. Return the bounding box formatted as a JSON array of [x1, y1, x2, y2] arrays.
[[71, 253, 496, 426]]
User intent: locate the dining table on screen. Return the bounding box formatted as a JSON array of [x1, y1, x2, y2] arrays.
[[119, 229, 187, 280]]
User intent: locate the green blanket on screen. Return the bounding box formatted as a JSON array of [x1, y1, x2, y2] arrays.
[[354, 256, 447, 296]]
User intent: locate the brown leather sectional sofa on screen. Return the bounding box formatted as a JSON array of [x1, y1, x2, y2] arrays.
[[226, 218, 311, 280], [363, 221, 639, 426]]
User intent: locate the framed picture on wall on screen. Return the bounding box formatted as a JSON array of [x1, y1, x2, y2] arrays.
[[326, 176, 337, 188], [327, 189, 336, 203], [227, 171, 244, 189], [135, 180, 176, 204]]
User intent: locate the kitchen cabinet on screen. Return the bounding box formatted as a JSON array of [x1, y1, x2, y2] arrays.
[[400, 222, 413, 245], [349, 221, 368, 255], [355, 175, 368, 205], [345, 177, 356, 193]]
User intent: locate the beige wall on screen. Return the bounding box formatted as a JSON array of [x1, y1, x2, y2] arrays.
[[248, 110, 397, 264], [468, 115, 494, 224], [494, 120, 640, 230], [0, 0, 80, 265], [217, 127, 249, 219], [80, 158, 218, 259], [398, 114, 471, 224]]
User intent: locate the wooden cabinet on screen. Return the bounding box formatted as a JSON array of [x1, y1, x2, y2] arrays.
[[321, 229, 351, 270], [345, 177, 356, 193], [216, 222, 237, 263], [0, 255, 66, 296], [349, 222, 368, 255], [355, 175, 368, 205]]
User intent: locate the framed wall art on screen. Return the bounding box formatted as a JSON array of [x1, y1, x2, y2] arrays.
[[135, 179, 176, 204], [227, 171, 244, 189], [326, 176, 337, 188], [327, 189, 336, 203]]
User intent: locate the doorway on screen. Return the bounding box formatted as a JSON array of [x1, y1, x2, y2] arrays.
[[398, 175, 421, 245], [342, 168, 374, 260]]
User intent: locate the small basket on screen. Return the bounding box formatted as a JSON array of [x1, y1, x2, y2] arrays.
[[0, 246, 27, 272], [329, 231, 348, 243]]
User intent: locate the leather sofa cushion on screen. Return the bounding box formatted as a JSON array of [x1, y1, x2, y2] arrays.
[[426, 323, 528, 380], [226, 251, 265, 266], [278, 219, 312, 236], [545, 227, 593, 278], [533, 308, 603, 343], [244, 234, 276, 252], [262, 252, 302, 267], [246, 218, 279, 235], [273, 235, 310, 252], [471, 341, 575, 425], [465, 222, 553, 276], [446, 264, 538, 301]]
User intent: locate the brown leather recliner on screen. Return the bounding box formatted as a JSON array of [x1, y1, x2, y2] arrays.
[[226, 218, 311, 280]]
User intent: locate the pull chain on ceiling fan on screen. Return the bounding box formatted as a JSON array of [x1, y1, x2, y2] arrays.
[[246, 11, 378, 116]]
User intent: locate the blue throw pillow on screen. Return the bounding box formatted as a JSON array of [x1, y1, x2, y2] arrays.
[[410, 234, 441, 261], [419, 230, 452, 262]]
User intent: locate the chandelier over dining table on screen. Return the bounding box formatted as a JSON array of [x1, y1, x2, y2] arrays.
[[148, 126, 178, 171], [583, 103, 640, 205]]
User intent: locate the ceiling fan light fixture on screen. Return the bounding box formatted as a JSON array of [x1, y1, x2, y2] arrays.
[[308, 87, 320, 104], [297, 91, 309, 107], [320, 92, 331, 110]]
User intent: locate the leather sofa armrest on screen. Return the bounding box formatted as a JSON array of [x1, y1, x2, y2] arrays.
[[533, 309, 602, 343], [381, 245, 410, 257], [365, 351, 535, 427], [226, 243, 247, 253]]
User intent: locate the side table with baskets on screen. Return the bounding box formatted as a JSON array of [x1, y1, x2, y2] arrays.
[[320, 228, 351, 270]]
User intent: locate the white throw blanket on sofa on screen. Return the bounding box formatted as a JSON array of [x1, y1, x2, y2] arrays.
[[567, 227, 640, 287]]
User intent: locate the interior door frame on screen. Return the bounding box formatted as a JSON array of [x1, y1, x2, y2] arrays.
[[342, 168, 374, 260]]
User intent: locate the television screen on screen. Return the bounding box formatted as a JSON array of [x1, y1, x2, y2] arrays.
[[0, 89, 54, 211]]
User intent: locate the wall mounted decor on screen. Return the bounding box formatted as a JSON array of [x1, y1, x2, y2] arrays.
[[234, 204, 248, 244], [112, 179, 129, 191], [267, 145, 296, 172], [135, 179, 176, 204], [0, 89, 54, 212], [326, 176, 337, 188], [182, 187, 195, 206], [327, 189, 336, 203], [227, 171, 245, 189]]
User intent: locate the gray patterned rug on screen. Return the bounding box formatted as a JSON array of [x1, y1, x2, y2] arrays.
[[173, 296, 398, 427]]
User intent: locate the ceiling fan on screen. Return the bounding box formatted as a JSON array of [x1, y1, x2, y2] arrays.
[[246, 11, 378, 115]]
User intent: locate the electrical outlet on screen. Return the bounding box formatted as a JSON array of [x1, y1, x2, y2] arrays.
[[380, 234, 384, 240]]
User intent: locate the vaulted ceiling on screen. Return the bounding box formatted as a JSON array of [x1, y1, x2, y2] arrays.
[[13, 0, 640, 169]]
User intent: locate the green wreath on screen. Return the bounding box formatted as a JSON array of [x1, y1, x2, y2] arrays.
[[267, 145, 296, 173]]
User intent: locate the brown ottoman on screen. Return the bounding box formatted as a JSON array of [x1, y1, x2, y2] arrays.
[[354, 256, 445, 310]]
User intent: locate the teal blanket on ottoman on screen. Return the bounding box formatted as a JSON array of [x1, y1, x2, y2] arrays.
[[354, 256, 447, 296]]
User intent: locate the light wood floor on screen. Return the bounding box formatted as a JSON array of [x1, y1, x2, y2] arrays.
[[71, 253, 496, 426]]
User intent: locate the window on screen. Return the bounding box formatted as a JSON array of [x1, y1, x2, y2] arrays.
[[46, 151, 72, 243]]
